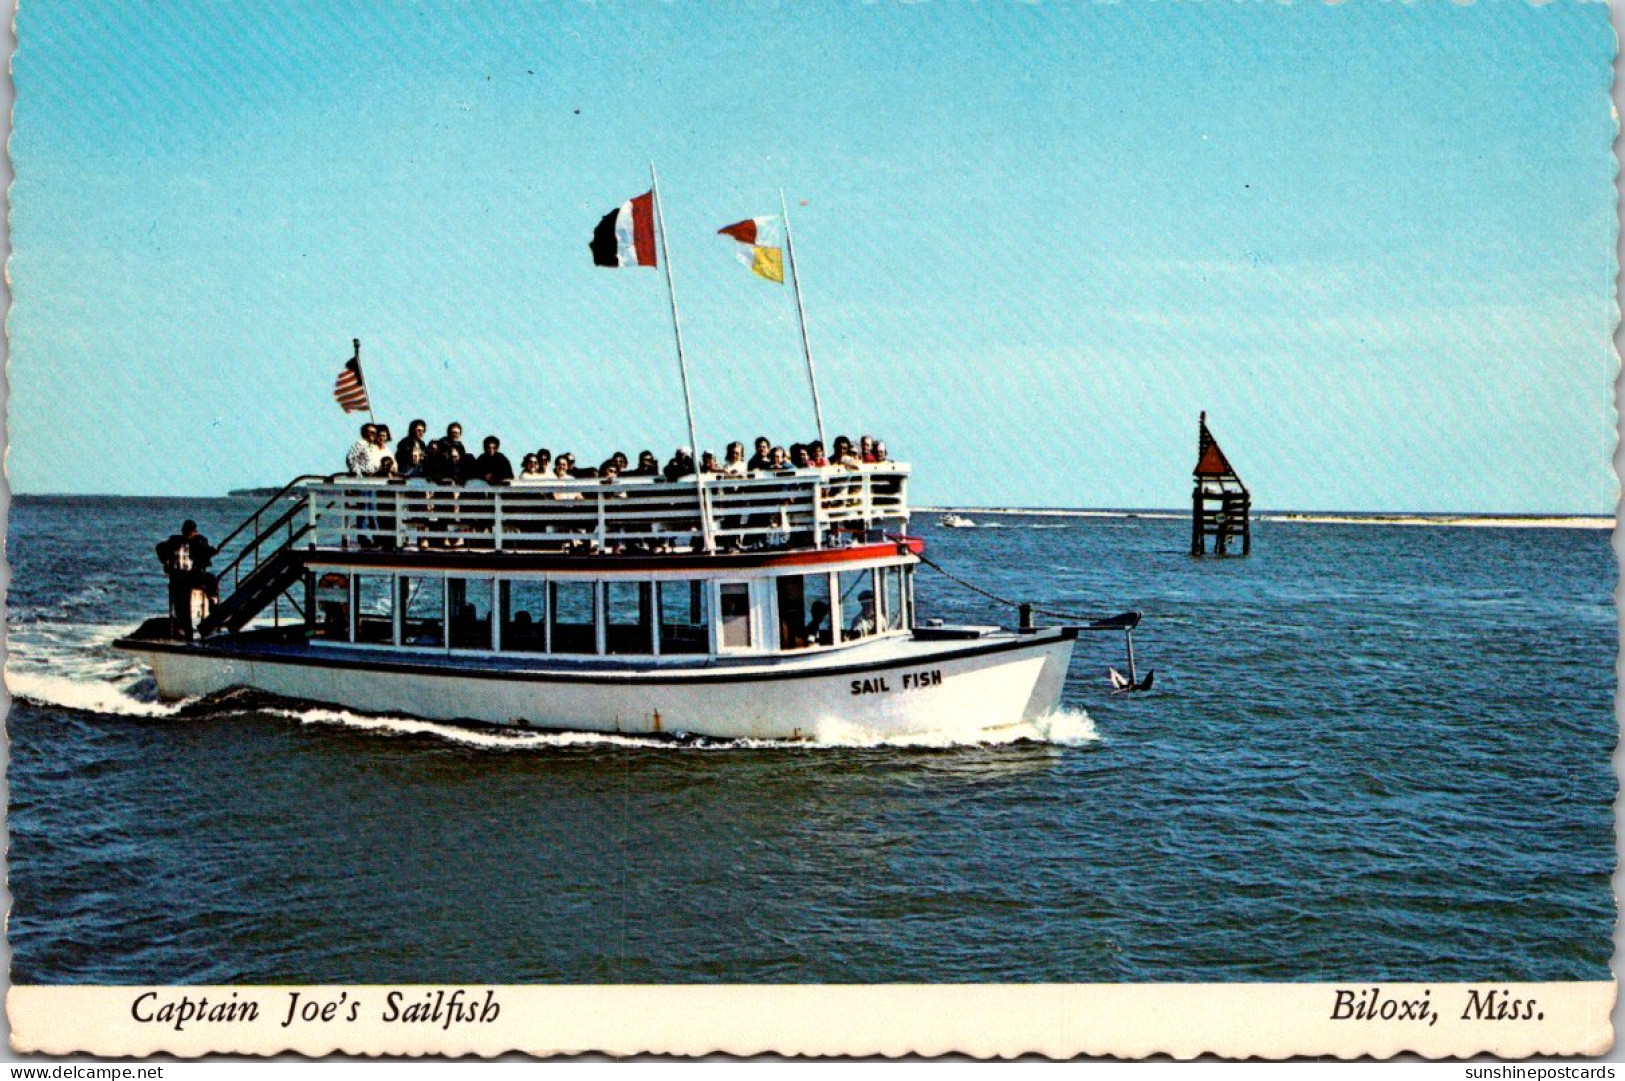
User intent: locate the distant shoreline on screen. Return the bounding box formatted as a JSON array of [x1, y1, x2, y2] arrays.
[[919, 506, 1615, 530], [6, 493, 1616, 530]]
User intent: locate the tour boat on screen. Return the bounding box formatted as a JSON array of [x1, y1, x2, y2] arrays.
[[115, 466, 1141, 741]]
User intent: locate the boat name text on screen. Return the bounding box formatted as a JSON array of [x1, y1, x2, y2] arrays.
[[851, 669, 943, 696]]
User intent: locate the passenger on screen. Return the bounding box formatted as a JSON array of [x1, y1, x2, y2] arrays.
[[443, 422, 468, 459], [376, 424, 394, 454], [769, 446, 791, 471], [873, 441, 890, 464], [551, 457, 582, 499], [400, 441, 428, 478], [860, 435, 878, 463], [346, 423, 378, 476], [790, 445, 812, 470], [426, 442, 464, 485], [628, 450, 660, 477], [663, 447, 695, 482], [848, 590, 878, 638], [519, 454, 545, 478], [599, 451, 629, 475], [809, 440, 828, 468], [830, 435, 861, 468], [396, 419, 429, 468], [474, 436, 514, 484], [375, 456, 398, 479], [155, 519, 218, 640], [747, 436, 773, 472], [721, 442, 747, 476], [699, 451, 721, 474], [805, 599, 831, 646]]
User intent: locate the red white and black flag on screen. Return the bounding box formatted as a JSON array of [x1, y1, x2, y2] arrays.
[[333, 342, 370, 413], [590, 191, 657, 267]]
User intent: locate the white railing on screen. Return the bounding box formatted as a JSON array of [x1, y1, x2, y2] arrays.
[[302, 466, 910, 553]]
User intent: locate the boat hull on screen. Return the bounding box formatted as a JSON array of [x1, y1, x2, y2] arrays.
[[118, 630, 1076, 741]]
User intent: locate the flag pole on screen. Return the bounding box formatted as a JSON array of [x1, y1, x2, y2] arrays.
[[649, 162, 716, 552], [780, 190, 827, 451], [352, 337, 376, 426]]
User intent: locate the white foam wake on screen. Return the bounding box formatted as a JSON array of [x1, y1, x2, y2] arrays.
[[5, 667, 191, 718], [277, 705, 1100, 752]]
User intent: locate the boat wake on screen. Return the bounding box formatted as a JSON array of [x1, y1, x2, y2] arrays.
[[281, 706, 1101, 751], [6, 622, 196, 718]]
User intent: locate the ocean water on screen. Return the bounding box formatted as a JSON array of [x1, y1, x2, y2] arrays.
[[6, 495, 1616, 984]]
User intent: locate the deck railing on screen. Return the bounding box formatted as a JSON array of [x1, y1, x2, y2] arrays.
[[302, 466, 910, 553]]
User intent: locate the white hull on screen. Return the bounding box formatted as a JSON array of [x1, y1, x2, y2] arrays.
[[124, 632, 1076, 741]]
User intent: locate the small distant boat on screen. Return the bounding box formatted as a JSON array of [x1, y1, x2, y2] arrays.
[[940, 514, 976, 529]]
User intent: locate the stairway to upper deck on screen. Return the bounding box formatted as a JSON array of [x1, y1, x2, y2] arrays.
[[196, 476, 324, 636]]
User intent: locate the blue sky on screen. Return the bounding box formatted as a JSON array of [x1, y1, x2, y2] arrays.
[[9, 0, 1618, 511]]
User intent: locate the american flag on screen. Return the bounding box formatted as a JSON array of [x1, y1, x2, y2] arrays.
[[333, 347, 370, 413]]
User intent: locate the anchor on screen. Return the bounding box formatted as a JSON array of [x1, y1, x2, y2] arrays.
[[1086, 611, 1155, 693]]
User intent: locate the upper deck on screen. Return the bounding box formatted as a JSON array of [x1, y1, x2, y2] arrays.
[[303, 464, 910, 555]]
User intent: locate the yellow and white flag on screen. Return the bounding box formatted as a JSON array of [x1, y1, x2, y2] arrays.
[[717, 217, 785, 283]]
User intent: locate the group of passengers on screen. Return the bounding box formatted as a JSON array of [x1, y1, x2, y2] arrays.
[[345, 421, 891, 485]]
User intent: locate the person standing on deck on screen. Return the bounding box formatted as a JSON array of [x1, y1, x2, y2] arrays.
[[474, 436, 515, 484], [155, 520, 217, 640], [346, 423, 377, 476]]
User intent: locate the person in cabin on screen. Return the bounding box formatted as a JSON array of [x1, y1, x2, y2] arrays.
[[443, 422, 468, 459], [346, 423, 378, 476], [848, 590, 878, 638], [859, 435, 878, 463], [721, 442, 748, 476], [747, 436, 773, 473], [805, 599, 831, 646], [155, 520, 218, 640], [663, 447, 695, 482], [475, 436, 514, 484], [396, 419, 429, 468]]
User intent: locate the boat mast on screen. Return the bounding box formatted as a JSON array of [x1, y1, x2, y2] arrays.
[[649, 162, 716, 552], [780, 190, 828, 451]]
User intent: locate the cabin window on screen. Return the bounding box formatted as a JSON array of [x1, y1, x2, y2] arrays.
[[550, 580, 597, 654], [400, 576, 445, 648], [355, 574, 395, 645], [657, 580, 709, 655], [719, 582, 752, 649], [777, 572, 834, 650], [312, 571, 350, 641], [604, 581, 654, 655], [448, 577, 495, 651], [880, 566, 906, 633], [500, 579, 548, 653], [837, 569, 878, 641]]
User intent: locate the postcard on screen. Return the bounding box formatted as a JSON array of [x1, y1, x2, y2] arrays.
[[5, 0, 1617, 1060]]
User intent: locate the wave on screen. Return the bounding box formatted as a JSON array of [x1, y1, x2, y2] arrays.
[[276, 705, 1100, 752], [6, 668, 192, 718]]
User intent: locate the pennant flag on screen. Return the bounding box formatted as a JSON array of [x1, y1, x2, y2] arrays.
[[717, 217, 785, 283], [591, 191, 658, 267], [333, 356, 370, 413]]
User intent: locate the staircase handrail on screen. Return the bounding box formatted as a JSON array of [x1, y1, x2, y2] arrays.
[[212, 475, 328, 591]]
